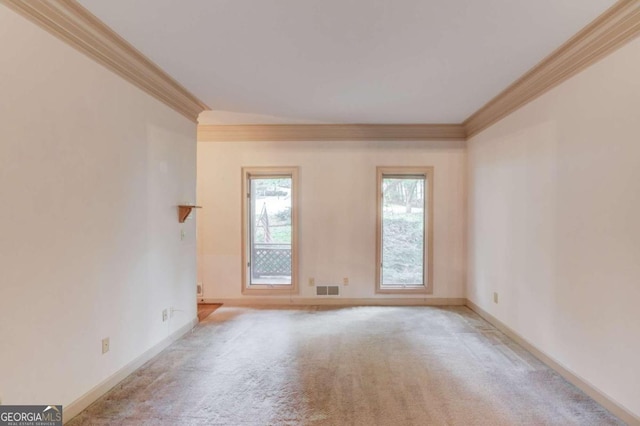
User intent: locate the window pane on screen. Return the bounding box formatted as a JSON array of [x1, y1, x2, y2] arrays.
[[249, 176, 292, 285], [381, 176, 425, 286]]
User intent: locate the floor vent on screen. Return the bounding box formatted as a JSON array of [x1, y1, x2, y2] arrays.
[[316, 286, 340, 296]]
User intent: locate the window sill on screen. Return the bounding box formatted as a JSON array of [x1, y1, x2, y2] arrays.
[[242, 285, 298, 296], [376, 286, 432, 295]]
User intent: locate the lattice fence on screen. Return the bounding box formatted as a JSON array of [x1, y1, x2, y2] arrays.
[[252, 244, 292, 277]]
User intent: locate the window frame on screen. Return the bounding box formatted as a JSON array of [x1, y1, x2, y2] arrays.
[[375, 166, 434, 294], [241, 167, 299, 295]]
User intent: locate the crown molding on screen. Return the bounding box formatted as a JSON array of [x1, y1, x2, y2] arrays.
[[4, 1, 638, 133], [197, 124, 466, 142], [463, 0, 640, 138], [1, 0, 209, 122], [201, 0, 640, 144]]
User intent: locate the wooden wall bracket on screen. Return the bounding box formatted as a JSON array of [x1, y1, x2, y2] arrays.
[[178, 205, 202, 223]]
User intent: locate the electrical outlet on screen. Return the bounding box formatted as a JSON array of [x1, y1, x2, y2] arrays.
[[308, 277, 315, 286], [343, 277, 349, 286], [102, 337, 110, 354], [493, 292, 499, 304], [162, 309, 168, 322]]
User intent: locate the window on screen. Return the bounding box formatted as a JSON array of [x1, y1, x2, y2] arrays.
[[241, 167, 298, 295], [376, 167, 433, 294]]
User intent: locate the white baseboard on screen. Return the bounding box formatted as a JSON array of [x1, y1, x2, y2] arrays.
[[63, 317, 198, 424], [465, 300, 639, 426], [200, 297, 466, 306]]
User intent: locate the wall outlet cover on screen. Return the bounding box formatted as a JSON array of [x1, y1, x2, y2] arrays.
[[102, 337, 110, 354]]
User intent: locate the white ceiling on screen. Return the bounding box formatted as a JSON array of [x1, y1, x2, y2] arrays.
[[78, 0, 614, 124]]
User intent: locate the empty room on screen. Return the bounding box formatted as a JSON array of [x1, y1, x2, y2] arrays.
[[1, 0, 639, 425]]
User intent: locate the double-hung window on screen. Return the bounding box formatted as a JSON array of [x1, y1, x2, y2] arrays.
[[376, 167, 433, 294], [241, 167, 299, 295]]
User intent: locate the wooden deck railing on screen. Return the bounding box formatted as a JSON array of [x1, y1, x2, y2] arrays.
[[252, 243, 291, 277]]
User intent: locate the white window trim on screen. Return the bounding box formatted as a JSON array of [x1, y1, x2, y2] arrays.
[[376, 166, 434, 294], [241, 167, 299, 295]]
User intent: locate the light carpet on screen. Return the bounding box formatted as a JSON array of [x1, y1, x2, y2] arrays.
[[68, 306, 623, 425]]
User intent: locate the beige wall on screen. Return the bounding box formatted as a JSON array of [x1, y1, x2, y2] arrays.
[[467, 37, 640, 418], [0, 5, 197, 408], [197, 139, 466, 301]]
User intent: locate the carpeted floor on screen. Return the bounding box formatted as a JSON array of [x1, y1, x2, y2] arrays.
[[68, 306, 623, 425]]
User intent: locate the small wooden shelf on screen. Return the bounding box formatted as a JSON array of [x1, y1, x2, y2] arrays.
[[178, 205, 202, 223]]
